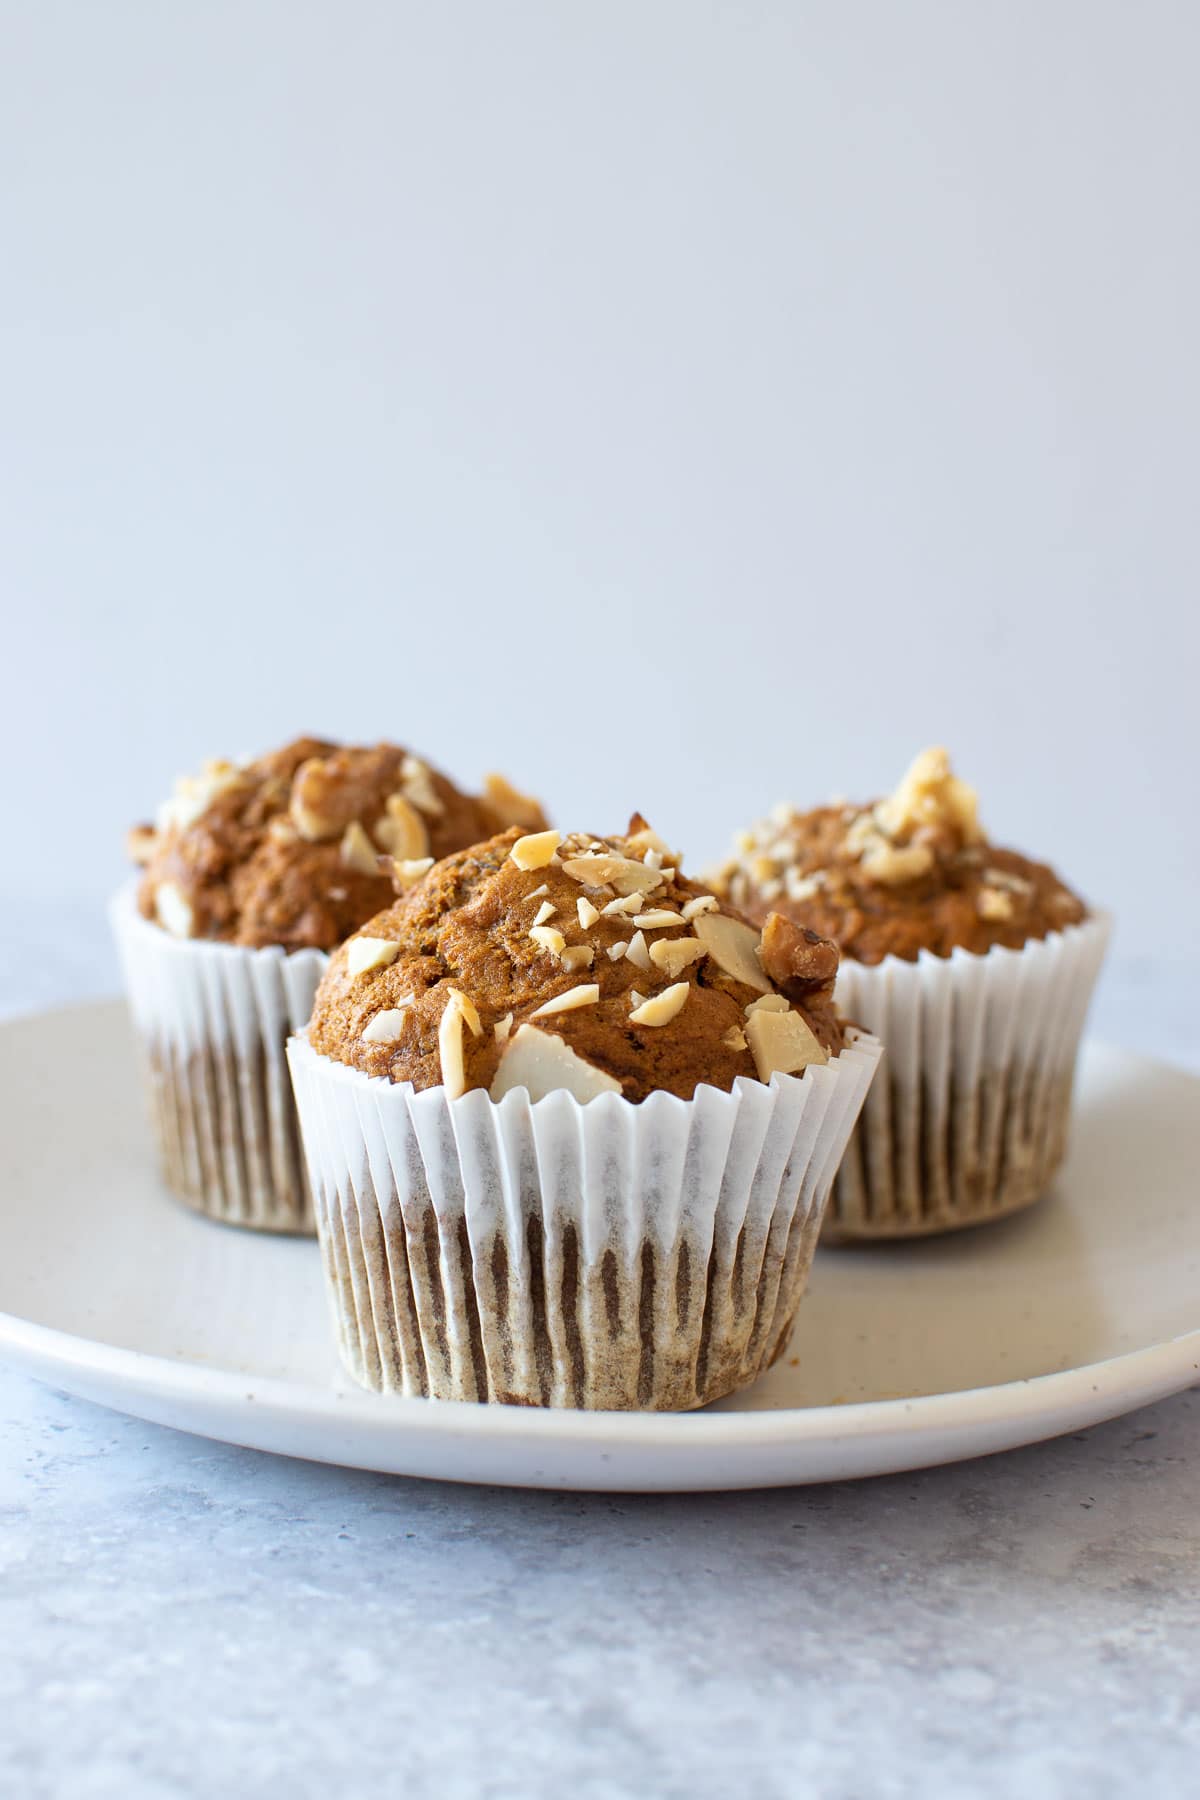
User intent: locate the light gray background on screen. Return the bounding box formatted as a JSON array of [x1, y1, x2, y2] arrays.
[[1, 10, 1198, 1796], [2, 3, 1196, 991]]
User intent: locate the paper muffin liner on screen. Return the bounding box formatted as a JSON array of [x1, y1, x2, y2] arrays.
[[825, 914, 1110, 1242], [110, 883, 327, 1233], [286, 1029, 882, 1410]]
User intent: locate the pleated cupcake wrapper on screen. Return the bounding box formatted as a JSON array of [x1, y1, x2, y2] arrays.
[[110, 883, 327, 1233], [826, 914, 1110, 1241], [287, 1030, 882, 1410]]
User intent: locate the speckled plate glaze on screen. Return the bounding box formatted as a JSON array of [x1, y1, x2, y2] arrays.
[[1, 1002, 1197, 1492]]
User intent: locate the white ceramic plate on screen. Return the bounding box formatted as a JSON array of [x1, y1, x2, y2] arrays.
[[1, 1002, 1196, 1491]]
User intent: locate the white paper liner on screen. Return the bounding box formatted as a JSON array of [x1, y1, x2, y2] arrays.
[[286, 1030, 882, 1410], [110, 883, 327, 1233], [826, 914, 1110, 1241]]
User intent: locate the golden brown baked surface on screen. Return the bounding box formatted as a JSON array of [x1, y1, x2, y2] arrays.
[[307, 820, 845, 1103], [130, 738, 545, 951], [710, 749, 1087, 965]]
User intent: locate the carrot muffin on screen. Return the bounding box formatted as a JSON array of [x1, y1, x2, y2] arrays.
[[712, 750, 1109, 1240], [287, 821, 882, 1409], [112, 738, 545, 1233]]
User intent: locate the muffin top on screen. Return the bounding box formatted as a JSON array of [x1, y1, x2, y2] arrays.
[[129, 737, 545, 951], [306, 819, 846, 1104], [710, 748, 1087, 966]]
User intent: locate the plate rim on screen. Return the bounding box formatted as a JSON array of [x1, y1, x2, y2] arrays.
[[2, 1001, 1198, 1486], [3, 1299, 1197, 1454]]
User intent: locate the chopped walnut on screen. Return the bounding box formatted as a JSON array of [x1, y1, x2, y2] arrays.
[[873, 746, 981, 846], [758, 912, 839, 1000]]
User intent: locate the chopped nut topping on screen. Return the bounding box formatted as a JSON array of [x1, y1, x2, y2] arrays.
[[648, 937, 707, 979], [561, 854, 662, 896], [601, 893, 645, 917], [758, 912, 840, 999], [267, 817, 298, 845], [722, 1025, 748, 1053], [438, 992, 468, 1099], [531, 983, 601, 1018], [489, 1025, 622, 1103], [983, 867, 1033, 895], [858, 837, 935, 886], [291, 799, 338, 842], [744, 1007, 829, 1081], [560, 945, 595, 972], [374, 793, 430, 862], [873, 746, 981, 845], [156, 759, 245, 834], [624, 930, 651, 972], [510, 829, 562, 871], [745, 993, 791, 1015], [681, 894, 718, 922], [977, 886, 1015, 922], [494, 1011, 514, 1044], [126, 824, 157, 866], [530, 925, 567, 959], [576, 897, 600, 929], [532, 901, 557, 927], [339, 819, 381, 877], [693, 913, 770, 992], [390, 856, 434, 891], [155, 882, 195, 939], [527, 884, 549, 899], [629, 990, 646, 1009], [361, 1003, 413, 1044], [785, 870, 824, 902], [626, 823, 672, 858], [346, 936, 401, 977], [607, 940, 630, 961], [400, 755, 444, 817], [630, 910, 683, 929], [456, 990, 483, 1038], [630, 983, 690, 1028], [483, 772, 544, 830], [289, 757, 344, 842]]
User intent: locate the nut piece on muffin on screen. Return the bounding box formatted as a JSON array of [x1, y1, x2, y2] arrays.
[[288, 819, 881, 1408], [128, 737, 547, 952], [710, 746, 1087, 964], [307, 816, 845, 1104], [712, 748, 1107, 1242]]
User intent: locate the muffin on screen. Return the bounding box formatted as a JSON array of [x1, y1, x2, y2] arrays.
[[711, 749, 1109, 1240], [286, 820, 881, 1409], [111, 737, 545, 1232]]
